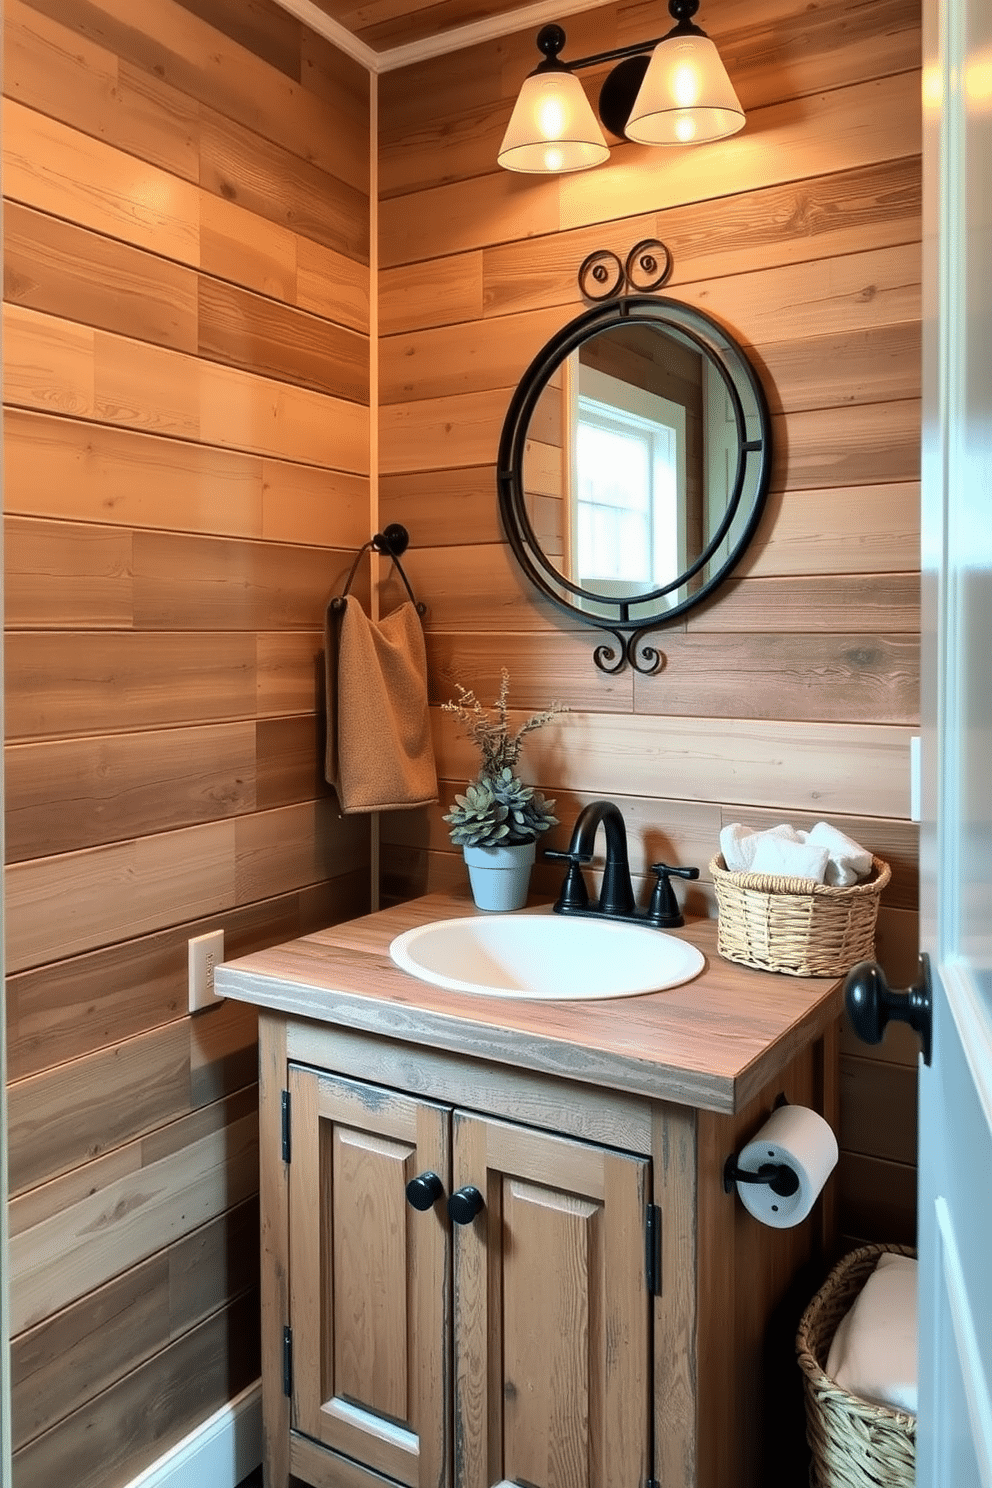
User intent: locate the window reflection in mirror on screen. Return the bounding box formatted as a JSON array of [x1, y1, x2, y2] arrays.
[[522, 321, 755, 611]]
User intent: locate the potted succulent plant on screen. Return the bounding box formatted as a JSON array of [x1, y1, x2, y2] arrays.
[[442, 671, 562, 911]]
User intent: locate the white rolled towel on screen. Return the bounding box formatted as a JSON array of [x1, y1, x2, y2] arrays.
[[750, 835, 830, 882], [720, 822, 805, 874], [807, 821, 874, 886]]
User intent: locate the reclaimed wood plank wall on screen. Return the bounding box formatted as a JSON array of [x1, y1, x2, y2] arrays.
[[2, 0, 372, 1481], [377, 0, 923, 1250]]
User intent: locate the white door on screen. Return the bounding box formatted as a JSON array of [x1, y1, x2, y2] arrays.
[[917, 0, 992, 1476]]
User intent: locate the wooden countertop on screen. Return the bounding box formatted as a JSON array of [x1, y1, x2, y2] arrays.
[[215, 892, 843, 1115]]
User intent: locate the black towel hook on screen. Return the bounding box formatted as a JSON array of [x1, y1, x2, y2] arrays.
[[331, 523, 426, 616]]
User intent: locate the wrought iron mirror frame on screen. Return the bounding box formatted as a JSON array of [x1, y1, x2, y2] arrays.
[[496, 293, 773, 674]]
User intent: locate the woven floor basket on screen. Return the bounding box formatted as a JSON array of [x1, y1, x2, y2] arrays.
[[796, 1244, 917, 1488], [709, 854, 891, 977]]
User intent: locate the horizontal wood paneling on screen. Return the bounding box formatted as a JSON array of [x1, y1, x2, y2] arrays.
[[771, 398, 921, 491], [7, 998, 259, 1194], [379, 244, 920, 405], [5, 801, 370, 972], [377, 0, 922, 1254], [4, 0, 201, 181], [3, 199, 199, 352], [199, 104, 369, 261], [380, 156, 922, 335], [837, 1152, 917, 1246], [4, 409, 370, 548], [12, 1287, 261, 1488], [3, 199, 371, 401], [130, 530, 351, 630], [738, 484, 920, 578], [3, 0, 372, 1478], [2, 95, 202, 265], [633, 631, 918, 721], [840, 1055, 918, 1166], [5, 628, 358, 740], [683, 577, 920, 635], [432, 710, 913, 820], [256, 714, 330, 810], [379, 464, 501, 545], [10, 0, 369, 194], [423, 628, 918, 724], [11, 1197, 259, 1449], [197, 277, 370, 400], [5, 722, 258, 861], [5, 631, 257, 737], [3, 303, 371, 469], [8, 1091, 259, 1330], [4, 873, 370, 1083]]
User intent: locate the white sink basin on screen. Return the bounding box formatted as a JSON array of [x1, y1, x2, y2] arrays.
[[389, 911, 705, 1001]]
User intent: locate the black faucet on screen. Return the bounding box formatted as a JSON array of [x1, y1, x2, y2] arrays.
[[546, 799, 699, 928]]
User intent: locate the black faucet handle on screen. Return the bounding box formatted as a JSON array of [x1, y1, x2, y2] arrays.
[[647, 862, 700, 928], [545, 847, 591, 911], [650, 862, 701, 882]]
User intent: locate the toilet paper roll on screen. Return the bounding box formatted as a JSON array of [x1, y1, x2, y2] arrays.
[[734, 1104, 838, 1229]]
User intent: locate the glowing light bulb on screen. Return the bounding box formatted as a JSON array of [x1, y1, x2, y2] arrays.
[[543, 146, 565, 170], [674, 113, 697, 142], [672, 62, 701, 108], [538, 96, 567, 140]]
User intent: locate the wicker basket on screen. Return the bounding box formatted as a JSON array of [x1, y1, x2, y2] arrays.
[[709, 853, 891, 977], [796, 1244, 917, 1488]]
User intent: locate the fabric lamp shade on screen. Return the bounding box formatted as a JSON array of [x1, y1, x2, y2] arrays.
[[498, 68, 610, 173], [625, 32, 745, 144]]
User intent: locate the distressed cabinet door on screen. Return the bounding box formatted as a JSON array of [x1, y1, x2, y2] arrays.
[[287, 1063, 451, 1488], [450, 1112, 652, 1488]]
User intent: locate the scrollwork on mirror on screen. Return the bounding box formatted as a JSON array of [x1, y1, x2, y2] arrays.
[[497, 287, 772, 673], [578, 238, 673, 300]]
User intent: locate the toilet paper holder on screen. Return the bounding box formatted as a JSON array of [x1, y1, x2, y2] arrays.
[[723, 1091, 799, 1198], [723, 1153, 800, 1198]]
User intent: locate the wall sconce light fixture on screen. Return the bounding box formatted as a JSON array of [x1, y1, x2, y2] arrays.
[[498, 0, 744, 174]]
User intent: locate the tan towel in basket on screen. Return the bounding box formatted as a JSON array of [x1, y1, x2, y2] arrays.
[[324, 595, 438, 813]]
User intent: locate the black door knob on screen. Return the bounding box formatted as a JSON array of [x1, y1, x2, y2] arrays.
[[405, 1171, 444, 1211], [447, 1185, 485, 1225], [844, 954, 933, 1066]]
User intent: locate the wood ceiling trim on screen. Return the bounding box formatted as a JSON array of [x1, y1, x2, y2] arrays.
[[275, 0, 616, 69]]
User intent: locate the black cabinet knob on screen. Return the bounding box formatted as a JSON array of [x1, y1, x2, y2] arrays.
[[447, 1185, 485, 1225], [405, 1171, 444, 1211], [844, 954, 933, 1066]]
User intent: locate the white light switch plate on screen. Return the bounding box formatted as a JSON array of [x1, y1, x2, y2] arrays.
[[189, 929, 225, 1012]]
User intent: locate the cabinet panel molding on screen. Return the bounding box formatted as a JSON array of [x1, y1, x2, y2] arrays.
[[288, 1064, 450, 1488], [450, 1110, 651, 1488]]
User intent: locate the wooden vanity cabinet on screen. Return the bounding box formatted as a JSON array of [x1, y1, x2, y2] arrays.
[[228, 902, 842, 1488], [280, 1050, 652, 1488], [254, 996, 836, 1488]]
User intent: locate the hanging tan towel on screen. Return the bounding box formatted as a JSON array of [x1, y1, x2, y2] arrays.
[[324, 595, 438, 813]]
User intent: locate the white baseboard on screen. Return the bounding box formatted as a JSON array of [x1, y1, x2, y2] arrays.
[[123, 1380, 262, 1488]]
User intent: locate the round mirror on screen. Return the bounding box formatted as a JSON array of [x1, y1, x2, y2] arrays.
[[497, 296, 772, 670]]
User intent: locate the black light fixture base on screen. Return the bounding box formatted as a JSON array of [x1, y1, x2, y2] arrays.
[[598, 54, 651, 137]]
